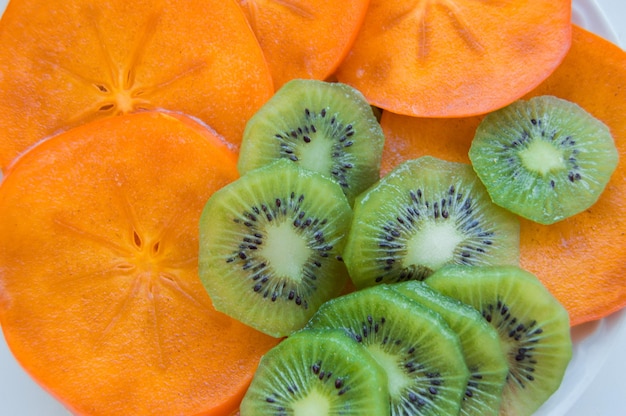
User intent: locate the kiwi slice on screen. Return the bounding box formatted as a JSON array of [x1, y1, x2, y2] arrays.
[[392, 280, 508, 416], [426, 265, 573, 416], [240, 328, 391, 415], [469, 95, 619, 224], [198, 159, 352, 337], [342, 156, 520, 289], [305, 284, 470, 415], [237, 78, 385, 204]]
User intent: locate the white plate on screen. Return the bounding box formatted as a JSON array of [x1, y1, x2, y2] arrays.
[[0, 0, 625, 414]]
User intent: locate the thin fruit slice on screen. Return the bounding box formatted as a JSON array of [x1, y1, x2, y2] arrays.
[[0, 111, 279, 416], [343, 156, 520, 289], [426, 265, 573, 416], [240, 329, 391, 415], [392, 281, 508, 416], [335, 0, 572, 117], [305, 284, 470, 415], [379, 25, 626, 325], [238, 0, 369, 89], [199, 159, 352, 338], [0, 0, 273, 171], [237, 79, 385, 205], [469, 95, 618, 225]]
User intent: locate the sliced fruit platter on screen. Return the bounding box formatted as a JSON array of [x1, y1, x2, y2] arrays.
[[0, 0, 625, 415]]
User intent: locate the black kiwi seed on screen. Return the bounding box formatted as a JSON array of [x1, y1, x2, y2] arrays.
[[198, 159, 352, 338], [343, 156, 520, 289], [237, 79, 385, 205]]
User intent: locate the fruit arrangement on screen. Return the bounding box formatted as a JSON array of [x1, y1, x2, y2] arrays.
[[197, 83, 581, 415], [0, 0, 624, 415]]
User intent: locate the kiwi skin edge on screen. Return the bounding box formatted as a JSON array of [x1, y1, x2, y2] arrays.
[[392, 280, 509, 416]]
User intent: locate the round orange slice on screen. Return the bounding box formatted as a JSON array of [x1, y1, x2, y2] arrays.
[[0, 0, 273, 171], [335, 0, 572, 118], [0, 111, 279, 415], [238, 0, 369, 89]]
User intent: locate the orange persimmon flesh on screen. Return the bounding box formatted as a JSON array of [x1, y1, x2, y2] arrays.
[[238, 0, 369, 89], [0, 0, 273, 171], [335, 0, 572, 118], [380, 25, 626, 326], [0, 111, 280, 415]]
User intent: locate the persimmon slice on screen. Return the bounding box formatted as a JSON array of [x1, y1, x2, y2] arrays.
[[0, 111, 279, 415], [0, 0, 273, 171], [380, 25, 626, 326], [238, 0, 369, 89], [335, 0, 572, 118]]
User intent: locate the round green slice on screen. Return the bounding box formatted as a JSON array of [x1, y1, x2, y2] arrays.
[[469, 95, 619, 224], [240, 329, 390, 415], [237, 79, 385, 205], [343, 156, 520, 289], [198, 159, 352, 337]]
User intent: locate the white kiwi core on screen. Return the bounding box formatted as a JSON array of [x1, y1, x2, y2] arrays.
[[404, 222, 464, 271], [367, 344, 413, 398], [292, 388, 331, 416], [258, 221, 310, 280], [518, 139, 566, 176], [297, 135, 334, 174]]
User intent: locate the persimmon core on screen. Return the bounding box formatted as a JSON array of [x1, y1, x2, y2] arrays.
[[127, 229, 167, 278], [114, 89, 138, 113]]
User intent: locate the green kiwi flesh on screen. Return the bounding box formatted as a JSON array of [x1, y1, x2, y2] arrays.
[[392, 280, 509, 416], [343, 156, 520, 289], [237, 79, 385, 204], [305, 284, 470, 415], [240, 328, 391, 415], [198, 159, 352, 337], [469, 95, 619, 225], [426, 265, 573, 416]]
